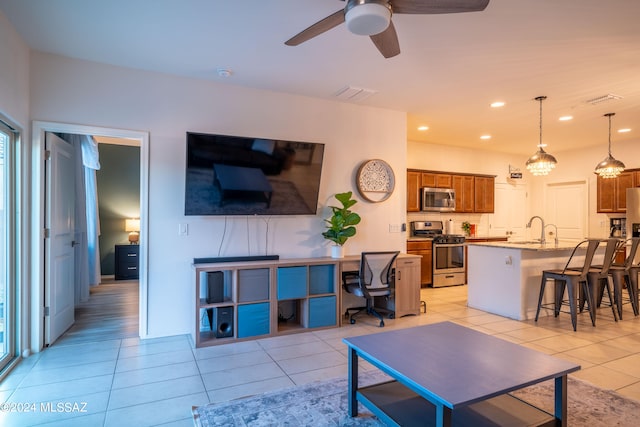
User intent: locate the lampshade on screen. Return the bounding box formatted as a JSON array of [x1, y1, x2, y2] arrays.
[[526, 96, 557, 176], [125, 218, 140, 244], [125, 219, 140, 232], [595, 113, 625, 179], [345, 1, 391, 36]]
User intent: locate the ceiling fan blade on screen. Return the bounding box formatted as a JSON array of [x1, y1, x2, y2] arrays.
[[370, 21, 400, 58], [392, 0, 490, 14], [285, 9, 345, 46]]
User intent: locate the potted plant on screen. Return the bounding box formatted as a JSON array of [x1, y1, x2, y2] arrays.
[[322, 191, 361, 258], [462, 221, 471, 237]]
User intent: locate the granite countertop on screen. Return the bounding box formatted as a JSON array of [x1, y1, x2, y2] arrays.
[[407, 236, 507, 242], [467, 239, 581, 251]]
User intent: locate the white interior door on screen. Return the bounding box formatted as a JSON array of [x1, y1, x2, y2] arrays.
[[491, 183, 528, 239], [546, 181, 587, 241], [45, 132, 76, 345]]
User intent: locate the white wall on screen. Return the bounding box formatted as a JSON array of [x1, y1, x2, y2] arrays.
[[29, 52, 407, 338], [406, 140, 531, 237], [0, 12, 29, 127], [538, 139, 640, 238], [407, 137, 640, 240], [0, 11, 31, 356]]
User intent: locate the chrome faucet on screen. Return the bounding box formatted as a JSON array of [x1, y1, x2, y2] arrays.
[[545, 223, 559, 245], [526, 216, 546, 244]]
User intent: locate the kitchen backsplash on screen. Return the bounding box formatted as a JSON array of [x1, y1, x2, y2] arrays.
[[406, 212, 494, 238]]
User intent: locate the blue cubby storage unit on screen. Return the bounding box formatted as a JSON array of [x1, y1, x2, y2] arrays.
[[194, 259, 339, 348], [308, 296, 337, 328], [237, 302, 270, 338], [309, 264, 335, 295], [277, 266, 307, 300]]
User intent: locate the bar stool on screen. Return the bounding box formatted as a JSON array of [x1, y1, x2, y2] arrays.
[[607, 237, 640, 318], [582, 238, 621, 323], [535, 239, 600, 331]]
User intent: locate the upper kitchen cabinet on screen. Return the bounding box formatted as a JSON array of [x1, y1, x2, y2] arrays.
[[452, 175, 474, 213], [407, 169, 495, 214], [422, 172, 452, 189], [407, 170, 421, 212], [597, 170, 636, 213], [474, 176, 495, 213]]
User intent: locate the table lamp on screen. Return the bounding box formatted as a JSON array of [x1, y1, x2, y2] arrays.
[[125, 218, 140, 244]]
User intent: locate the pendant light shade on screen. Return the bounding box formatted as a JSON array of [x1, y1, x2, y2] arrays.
[[595, 113, 625, 179], [526, 96, 557, 176]]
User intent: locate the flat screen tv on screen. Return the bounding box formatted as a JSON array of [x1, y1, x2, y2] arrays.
[[185, 132, 325, 216]]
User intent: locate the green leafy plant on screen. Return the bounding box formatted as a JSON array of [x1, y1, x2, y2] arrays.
[[462, 221, 471, 236], [322, 191, 361, 246]]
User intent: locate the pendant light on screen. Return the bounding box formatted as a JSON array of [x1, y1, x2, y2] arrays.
[[595, 113, 625, 179], [526, 96, 557, 176]]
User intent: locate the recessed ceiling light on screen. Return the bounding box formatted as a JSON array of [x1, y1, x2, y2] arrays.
[[490, 101, 505, 108], [417, 125, 429, 131], [480, 135, 491, 140], [618, 128, 631, 133], [558, 116, 573, 121]]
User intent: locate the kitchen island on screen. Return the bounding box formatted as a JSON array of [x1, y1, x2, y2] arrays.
[[467, 240, 604, 320]]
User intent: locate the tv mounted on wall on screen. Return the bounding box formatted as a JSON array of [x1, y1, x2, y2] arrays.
[[185, 132, 325, 216]]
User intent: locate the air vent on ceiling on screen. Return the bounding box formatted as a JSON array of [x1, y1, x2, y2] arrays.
[[584, 93, 623, 105], [334, 85, 377, 102]]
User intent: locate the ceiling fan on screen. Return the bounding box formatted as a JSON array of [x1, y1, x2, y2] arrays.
[[285, 0, 490, 58]]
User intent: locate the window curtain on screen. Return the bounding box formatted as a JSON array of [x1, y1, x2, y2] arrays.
[[57, 133, 101, 303]]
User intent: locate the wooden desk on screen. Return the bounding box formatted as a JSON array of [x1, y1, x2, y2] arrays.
[[343, 322, 580, 426], [340, 254, 421, 318]]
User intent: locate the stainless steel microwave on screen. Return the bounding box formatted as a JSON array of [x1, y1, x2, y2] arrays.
[[421, 187, 456, 212]]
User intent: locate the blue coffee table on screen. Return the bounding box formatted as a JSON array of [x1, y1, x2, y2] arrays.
[[343, 322, 580, 426]]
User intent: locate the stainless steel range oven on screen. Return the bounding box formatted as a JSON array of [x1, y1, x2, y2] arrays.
[[432, 235, 466, 287], [410, 221, 466, 287]]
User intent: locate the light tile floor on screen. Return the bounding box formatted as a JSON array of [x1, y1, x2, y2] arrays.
[[2, 285, 640, 426]]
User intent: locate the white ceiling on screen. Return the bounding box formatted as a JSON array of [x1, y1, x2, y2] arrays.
[[2, 0, 640, 155]]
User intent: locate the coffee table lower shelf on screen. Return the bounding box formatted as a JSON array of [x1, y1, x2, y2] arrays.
[[357, 380, 557, 427]]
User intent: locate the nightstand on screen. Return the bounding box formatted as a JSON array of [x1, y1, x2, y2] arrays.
[[115, 244, 139, 280]]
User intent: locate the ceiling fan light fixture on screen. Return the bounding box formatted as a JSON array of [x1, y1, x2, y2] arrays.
[[526, 96, 557, 176], [345, 1, 391, 36], [595, 113, 625, 179]]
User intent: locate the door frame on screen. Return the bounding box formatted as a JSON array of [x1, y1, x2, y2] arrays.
[[30, 121, 149, 352]]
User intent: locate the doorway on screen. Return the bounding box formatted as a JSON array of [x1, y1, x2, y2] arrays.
[[545, 181, 588, 241], [30, 121, 149, 352]]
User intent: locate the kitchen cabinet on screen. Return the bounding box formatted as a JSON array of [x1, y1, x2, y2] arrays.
[[474, 176, 495, 213], [407, 169, 496, 214], [452, 175, 474, 213], [597, 171, 635, 213], [407, 240, 432, 286], [422, 172, 452, 189], [390, 257, 421, 317], [407, 170, 421, 212], [464, 236, 508, 284]]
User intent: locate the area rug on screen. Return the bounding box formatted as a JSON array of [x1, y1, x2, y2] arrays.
[[192, 370, 640, 426]]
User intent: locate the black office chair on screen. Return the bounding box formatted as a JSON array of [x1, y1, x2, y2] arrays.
[[342, 251, 399, 327]]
